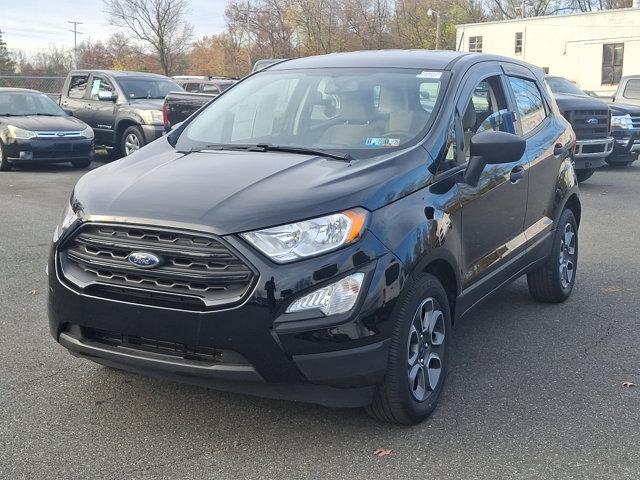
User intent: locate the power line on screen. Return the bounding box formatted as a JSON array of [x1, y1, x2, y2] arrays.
[[67, 21, 83, 69]]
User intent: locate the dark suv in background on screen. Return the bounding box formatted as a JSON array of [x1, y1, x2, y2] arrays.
[[49, 51, 580, 425], [59, 70, 184, 157]]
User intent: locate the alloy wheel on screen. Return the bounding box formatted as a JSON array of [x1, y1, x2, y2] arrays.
[[559, 222, 576, 289], [124, 133, 141, 155], [407, 297, 446, 402]]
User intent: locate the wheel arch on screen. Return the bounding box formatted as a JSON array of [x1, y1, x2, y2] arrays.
[[115, 118, 141, 145], [562, 193, 581, 228], [421, 257, 459, 323]]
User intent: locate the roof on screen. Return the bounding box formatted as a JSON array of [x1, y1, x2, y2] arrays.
[[457, 7, 639, 28], [269, 50, 471, 71], [69, 69, 169, 78], [268, 49, 540, 74], [0, 87, 40, 93]]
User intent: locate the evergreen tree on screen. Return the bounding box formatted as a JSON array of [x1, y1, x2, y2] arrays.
[[0, 30, 16, 75]]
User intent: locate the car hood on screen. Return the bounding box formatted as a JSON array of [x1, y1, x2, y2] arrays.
[[553, 93, 609, 111], [73, 138, 433, 235], [126, 99, 164, 110], [608, 102, 640, 116], [0, 114, 87, 131]]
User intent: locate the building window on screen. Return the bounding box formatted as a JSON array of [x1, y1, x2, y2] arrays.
[[469, 36, 483, 53], [602, 43, 624, 85], [515, 32, 523, 54]]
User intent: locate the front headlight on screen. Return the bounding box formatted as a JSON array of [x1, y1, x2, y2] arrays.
[[286, 272, 365, 316], [81, 125, 94, 139], [139, 110, 163, 125], [611, 114, 633, 128], [241, 209, 368, 263], [7, 124, 36, 140], [53, 201, 80, 242]]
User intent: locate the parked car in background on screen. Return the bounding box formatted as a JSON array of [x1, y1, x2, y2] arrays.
[[162, 90, 216, 132], [545, 75, 614, 182], [0, 88, 94, 171], [608, 75, 640, 164], [173, 76, 236, 95], [50, 51, 580, 425], [59, 70, 184, 157]]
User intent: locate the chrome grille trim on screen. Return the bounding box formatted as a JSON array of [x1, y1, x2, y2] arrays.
[[35, 131, 84, 138], [566, 109, 610, 140], [58, 223, 257, 310]]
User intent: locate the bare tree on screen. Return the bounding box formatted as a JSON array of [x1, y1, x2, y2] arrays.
[[103, 0, 193, 75]]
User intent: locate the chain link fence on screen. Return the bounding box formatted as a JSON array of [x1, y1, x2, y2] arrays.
[[0, 76, 66, 94]]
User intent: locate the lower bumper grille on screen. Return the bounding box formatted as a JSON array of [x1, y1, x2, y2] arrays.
[[59, 223, 257, 310], [84, 327, 224, 363]]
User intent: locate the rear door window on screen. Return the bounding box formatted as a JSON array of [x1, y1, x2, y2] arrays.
[[507, 77, 547, 135], [68, 75, 89, 99]]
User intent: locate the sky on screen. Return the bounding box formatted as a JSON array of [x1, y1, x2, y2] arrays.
[[1, 0, 230, 52]]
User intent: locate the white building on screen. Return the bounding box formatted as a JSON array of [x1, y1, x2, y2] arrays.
[[456, 6, 640, 95]]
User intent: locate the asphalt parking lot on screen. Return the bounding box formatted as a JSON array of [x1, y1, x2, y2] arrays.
[[1, 161, 639, 480]]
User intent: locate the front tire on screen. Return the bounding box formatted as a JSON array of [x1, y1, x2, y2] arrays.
[[366, 273, 452, 425], [0, 141, 12, 171], [527, 208, 578, 303], [575, 168, 595, 183], [120, 126, 146, 157]]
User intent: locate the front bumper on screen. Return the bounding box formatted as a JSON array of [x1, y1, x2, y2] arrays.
[[140, 124, 165, 144], [572, 137, 614, 170], [48, 221, 403, 407], [609, 127, 640, 162], [4, 137, 94, 163]]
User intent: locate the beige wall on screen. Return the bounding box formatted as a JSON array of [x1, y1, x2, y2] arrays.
[[456, 9, 640, 95]]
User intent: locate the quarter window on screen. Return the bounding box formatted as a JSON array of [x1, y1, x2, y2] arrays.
[[68, 75, 89, 99], [602, 43, 624, 85], [508, 77, 547, 135], [469, 36, 483, 53], [515, 32, 523, 54]]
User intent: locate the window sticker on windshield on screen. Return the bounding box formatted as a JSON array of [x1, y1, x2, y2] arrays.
[[365, 137, 400, 147], [416, 71, 442, 79]]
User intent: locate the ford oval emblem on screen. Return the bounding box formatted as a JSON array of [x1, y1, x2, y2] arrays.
[[586, 118, 598, 125], [127, 251, 161, 268]]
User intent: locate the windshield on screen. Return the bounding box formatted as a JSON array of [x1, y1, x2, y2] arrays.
[[177, 68, 444, 158], [0, 91, 66, 116], [546, 77, 587, 97], [117, 77, 183, 99]]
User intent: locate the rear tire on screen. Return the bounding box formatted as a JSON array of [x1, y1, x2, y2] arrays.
[[575, 168, 595, 183], [366, 273, 452, 425], [71, 159, 91, 169], [527, 208, 578, 303], [120, 125, 146, 157], [0, 141, 12, 171]]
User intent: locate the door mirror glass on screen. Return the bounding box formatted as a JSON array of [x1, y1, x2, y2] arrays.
[[470, 130, 526, 164], [97, 91, 116, 101]]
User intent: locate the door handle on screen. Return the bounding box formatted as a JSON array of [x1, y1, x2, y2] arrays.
[[510, 165, 525, 183]]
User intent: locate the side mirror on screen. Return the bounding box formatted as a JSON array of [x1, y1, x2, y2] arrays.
[[97, 91, 117, 102], [464, 130, 526, 186], [64, 109, 74, 117]]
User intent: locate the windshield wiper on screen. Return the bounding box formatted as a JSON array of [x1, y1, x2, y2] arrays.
[[181, 143, 352, 161]]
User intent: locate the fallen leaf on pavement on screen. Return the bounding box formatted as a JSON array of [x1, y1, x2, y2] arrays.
[[622, 382, 636, 388], [601, 286, 621, 293], [373, 448, 393, 457], [29, 289, 39, 296]]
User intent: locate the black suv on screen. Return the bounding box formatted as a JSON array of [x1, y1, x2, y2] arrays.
[[59, 70, 183, 157], [49, 51, 580, 425]]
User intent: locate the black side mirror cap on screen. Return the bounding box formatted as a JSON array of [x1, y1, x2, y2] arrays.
[[470, 130, 526, 164], [464, 131, 526, 186]]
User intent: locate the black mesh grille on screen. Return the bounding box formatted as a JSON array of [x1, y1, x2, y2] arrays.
[[631, 115, 640, 129], [567, 109, 610, 140], [59, 223, 256, 310], [83, 327, 225, 363]]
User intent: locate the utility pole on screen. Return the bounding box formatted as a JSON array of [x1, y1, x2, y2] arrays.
[[427, 9, 441, 50], [68, 21, 83, 69]]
